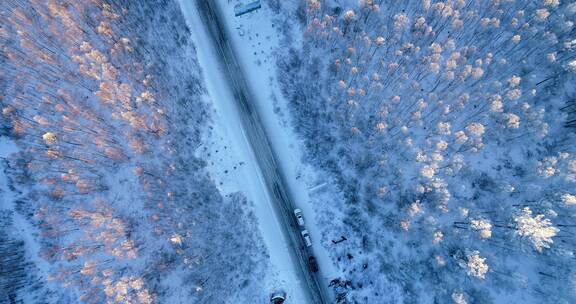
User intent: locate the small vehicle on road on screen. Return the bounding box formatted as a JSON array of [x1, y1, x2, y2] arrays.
[[293, 208, 305, 226], [270, 290, 286, 304], [308, 256, 319, 273], [301, 230, 312, 247]]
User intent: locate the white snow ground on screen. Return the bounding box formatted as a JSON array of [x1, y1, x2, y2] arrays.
[[176, 1, 311, 303], [213, 0, 340, 291]]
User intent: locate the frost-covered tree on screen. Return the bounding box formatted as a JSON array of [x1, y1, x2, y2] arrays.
[[451, 291, 468, 304], [465, 251, 489, 280], [470, 218, 492, 240], [562, 193, 576, 206], [514, 207, 559, 252]]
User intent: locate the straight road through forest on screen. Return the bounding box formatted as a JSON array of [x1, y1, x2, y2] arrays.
[[192, 1, 329, 303]]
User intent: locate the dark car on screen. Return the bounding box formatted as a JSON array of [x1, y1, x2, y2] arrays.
[[308, 256, 319, 273]]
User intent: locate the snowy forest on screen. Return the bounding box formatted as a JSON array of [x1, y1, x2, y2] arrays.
[[0, 1, 267, 303], [2, 0, 576, 303], [270, 0, 576, 303]]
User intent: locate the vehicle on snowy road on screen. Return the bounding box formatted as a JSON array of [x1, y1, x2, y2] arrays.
[[301, 230, 312, 247], [293, 208, 305, 226], [308, 256, 319, 273], [270, 290, 286, 304]]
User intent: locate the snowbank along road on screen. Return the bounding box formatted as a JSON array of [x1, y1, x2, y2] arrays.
[[192, 1, 329, 303]]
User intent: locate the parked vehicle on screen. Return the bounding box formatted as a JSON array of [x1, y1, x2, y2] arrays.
[[270, 290, 286, 304], [301, 230, 312, 247], [308, 256, 319, 273], [293, 208, 305, 226]]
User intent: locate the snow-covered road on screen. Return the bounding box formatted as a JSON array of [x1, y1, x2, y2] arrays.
[[177, 1, 330, 303]]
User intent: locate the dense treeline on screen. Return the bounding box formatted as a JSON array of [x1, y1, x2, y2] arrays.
[[272, 0, 576, 303], [0, 1, 266, 303], [0, 211, 47, 304]]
